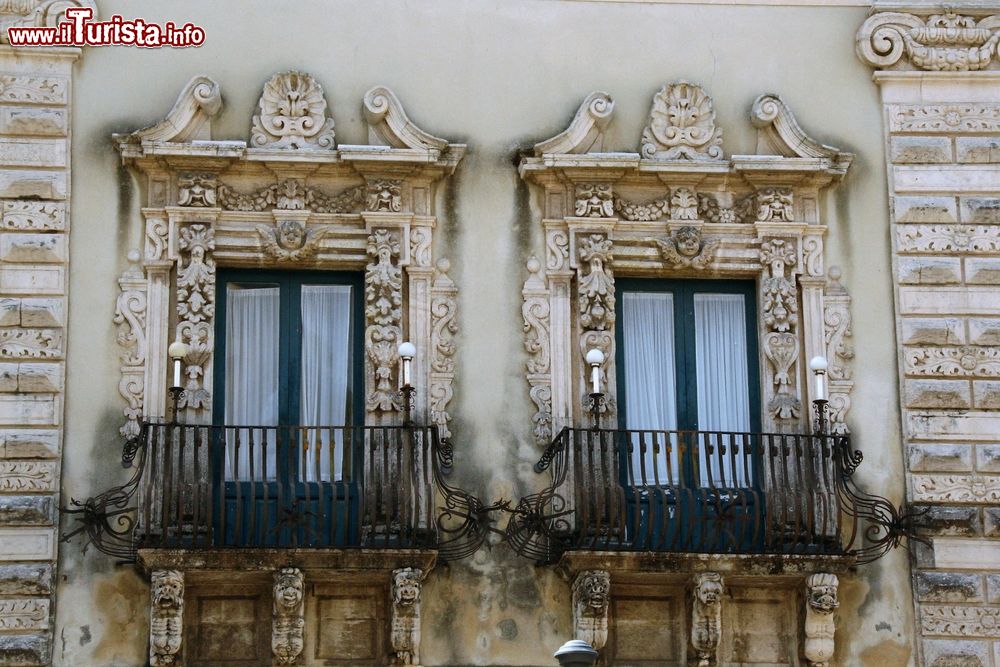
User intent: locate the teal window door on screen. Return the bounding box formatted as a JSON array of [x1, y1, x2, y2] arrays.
[[212, 269, 364, 546], [614, 278, 762, 551]]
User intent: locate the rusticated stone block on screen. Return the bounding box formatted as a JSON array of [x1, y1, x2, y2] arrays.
[[972, 383, 1000, 410], [0, 299, 18, 327], [916, 571, 983, 603], [0, 564, 51, 596], [17, 299, 62, 328], [922, 638, 990, 667], [957, 137, 1000, 164], [0, 265, 63, 295], [0, 108, 67, 137], [904, 381, 971, 411], [985, 508, 1000, 538], [0, 430, 60, 459], [0, 169, 65, 200], [16, 364, 62, 393], [0, 497, 53, 526], [0, 234, 65, 264], [966, 258, 1000, 285], [909, 443, 974, 472], [961, 198, 1000, 225], [902, 318, 965, 345], [911, 505, 981, 537], [898, 258, 962, 285], [0, 364, 16, 393], [969, 319, 1000, 346], [0, 633, 49, 666], [988, 575, 1000, 604], [894, 196, 958, 223], [891, 136, 953, 164], [976, 445, 1000, 472]]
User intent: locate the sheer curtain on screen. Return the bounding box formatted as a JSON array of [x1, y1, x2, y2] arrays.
[[694, 293, 751, 486], [300, 285, 352, 481], [622, 291, 678, 484], [225, 285, 280, 480]]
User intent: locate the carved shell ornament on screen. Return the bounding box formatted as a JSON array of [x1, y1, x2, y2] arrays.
[[251, 71, 336, 149], [857, 12, 1000, 71], [641, 81, 724, 160]]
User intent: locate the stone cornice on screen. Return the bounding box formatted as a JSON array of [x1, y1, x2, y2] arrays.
[[857, 9, 1000, 71]]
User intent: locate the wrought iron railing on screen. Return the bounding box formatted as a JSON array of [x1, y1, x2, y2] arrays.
[[63, 421, 488, 562], [506, 427, 913, 564]]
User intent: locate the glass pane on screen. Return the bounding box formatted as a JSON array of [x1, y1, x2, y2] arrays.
[[694, 292, 751, 486], [300, 284, 353, 481], [224, 284, 279, 481], [622, 291, 678, 485]]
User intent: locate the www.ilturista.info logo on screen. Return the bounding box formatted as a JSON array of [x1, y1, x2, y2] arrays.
[[7, 8, 205, 47]]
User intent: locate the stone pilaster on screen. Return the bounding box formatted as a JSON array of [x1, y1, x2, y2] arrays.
[[858, 6, 1000, 665], [0, 42, 79, 666]]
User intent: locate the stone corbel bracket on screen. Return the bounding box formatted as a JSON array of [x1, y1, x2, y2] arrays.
[[115, 75, 223, 147], [572, 570, 610, 651], [533, 91, 615, 156], [750, 94, 854, 175], [856, 10, 1000, 72]]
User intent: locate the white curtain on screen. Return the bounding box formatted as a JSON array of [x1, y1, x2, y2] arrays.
[[300, 285, 352, 481], [622, 291, 678, 484], [224, 285, 279, 480], [694, 293, 751, 486]]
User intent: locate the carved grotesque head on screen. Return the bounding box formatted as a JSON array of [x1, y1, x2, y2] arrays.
[[807, 573, 839, 613], [274, 568, 304, 612], [151, 570, 184, 610], [675, 226, 703, 257], [178, 173, 216, 207], [277, 220, 306, 249], [574, 570, 610, 613], [758, 187, 793, 221], [366, 180, 402, 212], [575, 184, 614, 217], [393, 568, 422, 606], [694, 573, 723, 606]]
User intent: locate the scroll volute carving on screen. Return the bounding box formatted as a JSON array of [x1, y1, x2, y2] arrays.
[[365, 229, 404, 416]]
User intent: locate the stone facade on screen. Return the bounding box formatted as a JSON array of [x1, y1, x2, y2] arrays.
[[857, 6, 1000, 666]]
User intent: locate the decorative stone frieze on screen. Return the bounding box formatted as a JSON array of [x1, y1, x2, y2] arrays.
[[889, 104, 1000, 133], [857, 12, 1000, 72], [803, 573, 838, 667], [272, 567, 305, 666], [897, 225, 1000, 253], [906, 346, 1000, 377], [520, 87, 853, 436], [691, 572, 723, 667], [149, 570, 184, 667], [921, 605, 1000, 637], [572, 570, 609, 650], [912, 474, 1000, 503], [251, 71, 335, 149], [391, 567, 423, 666], [217, 179, 365, 213]]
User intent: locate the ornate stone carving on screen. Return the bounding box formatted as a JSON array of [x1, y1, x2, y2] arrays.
[[650, 227, 720, 270], [391, 568, 423, 666], [572, 570, 610, 650], [614, 194, 670, 222], [641, 81, 723, 160], [889, 104, 1000, 133], [750, 94, 854, 170], [546, 230, 570, 272], [523, 256, 552, 445], [760, 239, 801, 421], [756, 188, 794, 222], [922, 605, 1000, 637], [0, 329, 62, 359], [114, 251, 147, 438], [670, 187, 699, 220], [365, 229, 403, 413], [178, 172, 217, 207], [0, 599, 48, 631], [251, 71, 335, 149], [804, 573, 839, 667], [691, 572, 723, 667], [217, 179, 365, 214], [149, 570, 184, 667], [575, 183, 615, 218], [906, 346, 1000, 377], [824, 268, 854, 382], [2, 201, 65, 230], [697, 193, 754, 225], [534, 91, 615, 155], [145, 216, 168, 261], [409, 228, 432, 268], [577, 234, 614, 332], [430, 260, 458, 439], [272, 568, 304, 666], [364, 86, 449, 151], [175, 224, 215, 411], [857, 12, 1000, 71], [897, 225, 1000, 253], [913, 474, 1000, 503], [366, 179, 403, 212], [256, 220, 328, 262], [0, 74, 66, 104], [0, 461, 55, 492], [117, 75, 221, 144]]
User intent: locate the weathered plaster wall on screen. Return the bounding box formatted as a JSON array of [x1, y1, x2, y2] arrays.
[[53, 1, 911, 665]]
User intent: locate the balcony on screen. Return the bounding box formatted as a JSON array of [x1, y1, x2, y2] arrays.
[[506, 427, 907, 566], [64, 421, 485, 564]]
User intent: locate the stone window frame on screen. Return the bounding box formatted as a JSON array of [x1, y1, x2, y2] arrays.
[[112, 73, 464, 440], [518, 85, 857, 445]]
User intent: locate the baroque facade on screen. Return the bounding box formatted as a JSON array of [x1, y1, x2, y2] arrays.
[[0, 0, 997, 666]]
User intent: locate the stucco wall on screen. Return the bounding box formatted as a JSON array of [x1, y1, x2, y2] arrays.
[[54, 1, 912, 665]]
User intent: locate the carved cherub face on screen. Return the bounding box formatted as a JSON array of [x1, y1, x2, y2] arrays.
[[675, 227, 702, 257], [152, 572, 184, 609], [277, 220, 306, 249], [393, 570, 421, 606], [695, 575, 722, 606], [274, 569, 304, 610]]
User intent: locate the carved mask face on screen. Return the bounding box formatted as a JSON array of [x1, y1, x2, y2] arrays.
[[676, 228, 702, 257], [275, 573, 303, 610], [152, 575, 183, 609], [697, 580, 722, 605], [810, 585, 839, 613], [277, 221, 305, 249]]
